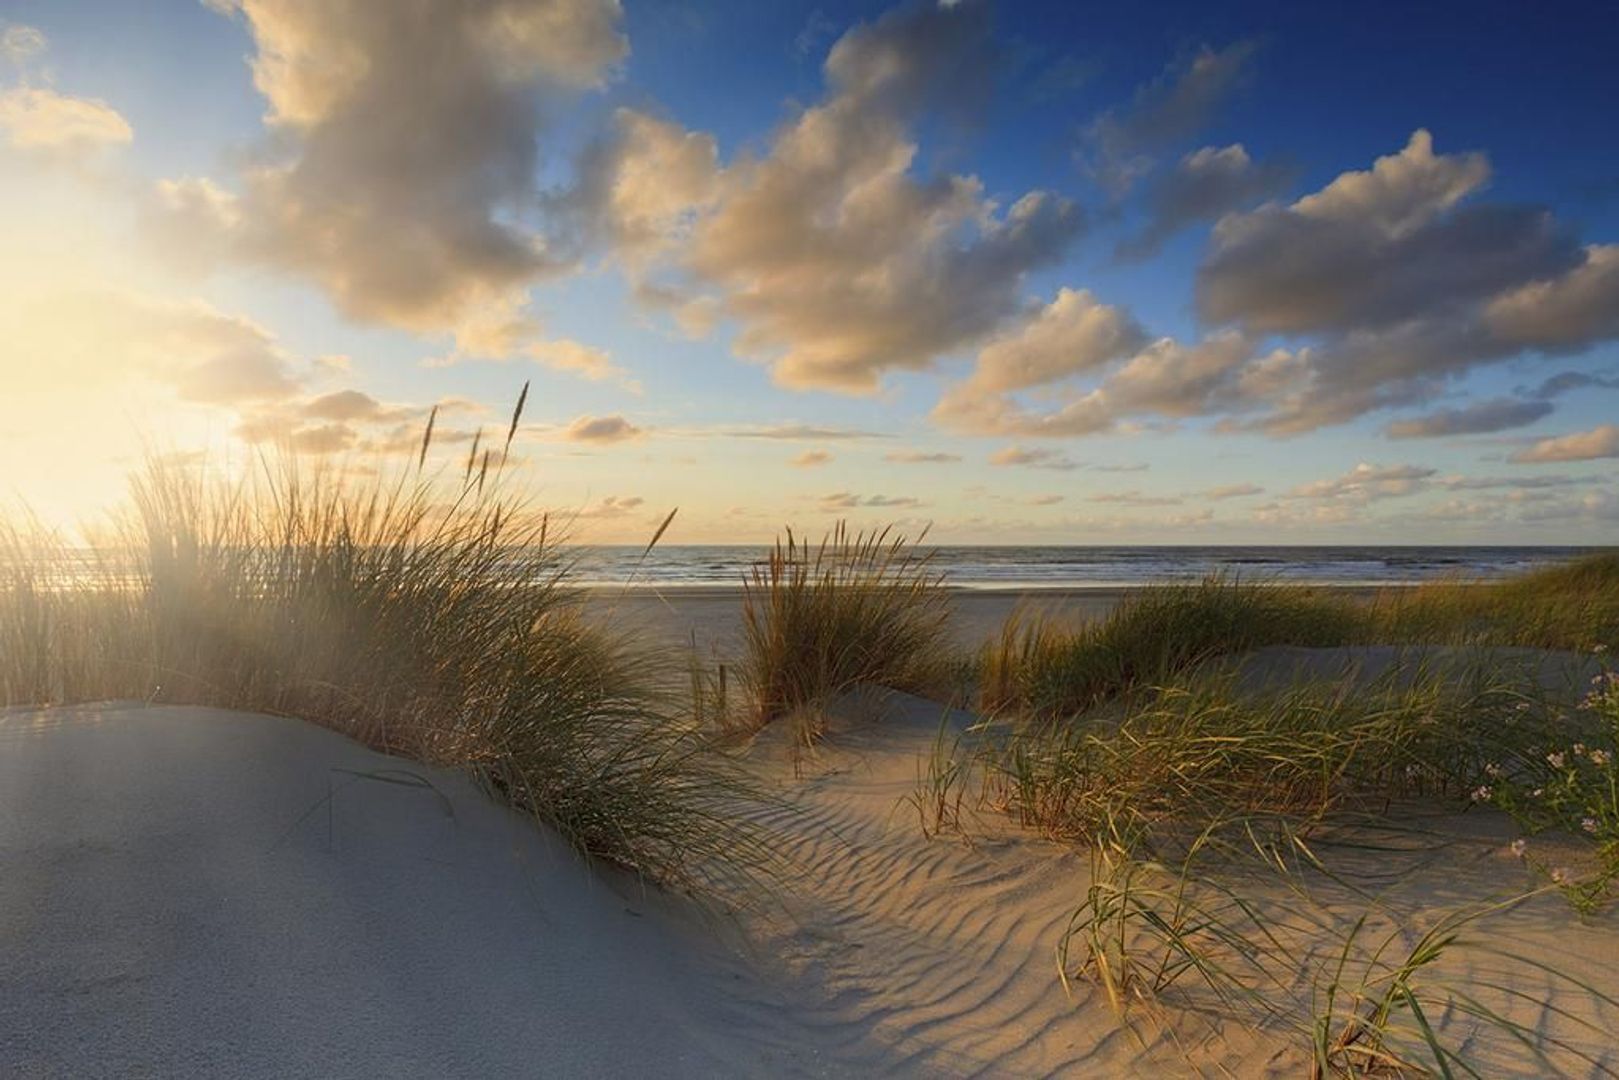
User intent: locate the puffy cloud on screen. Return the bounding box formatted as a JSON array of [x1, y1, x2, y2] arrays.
[[0, 86, 132, 156], [164, 0, 626, 351], [958, 288, 1147, 394], [1385, 397, 1555, 438], [1167, 133, 1619, 435], [1203, 483, 1264, 500], [559, 414, 644, 443], [938, 324, 1253, 438], [1510, 424, 1619, 463], [0, 27, 131, 160], [589, 2, 1082, 393], [791, 449, 833, 467], [1198, 131, 1576, 335], [1289, 462, 1435, 501], [1117, 144, 1294, 259], [573, 109, 719, 270], [1082, 42, 1256, 193], [885, 450, 961, 464], [1485, 244, 1619, 348], [988, 446, 1080, 470]]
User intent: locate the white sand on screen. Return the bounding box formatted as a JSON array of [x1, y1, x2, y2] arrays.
[[582, 586, 1132, 661], [0, 703, 843, 1078], [7, 648, 1617, 1077]]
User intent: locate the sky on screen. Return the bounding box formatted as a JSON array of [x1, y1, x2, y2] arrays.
[[1, 0, 1617, 544]]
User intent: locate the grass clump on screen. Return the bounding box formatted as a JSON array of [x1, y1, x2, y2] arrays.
[[0, 414, 765, 891], [981, 556, 1619, 722], [981, 577, 1368, 722], [739, 523, 951, 740]]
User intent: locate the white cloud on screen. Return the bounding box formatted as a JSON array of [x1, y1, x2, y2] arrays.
[[559, 414, 644, 444], [156, 0, 627, 355], [588, 2, 1081, 393], [1510, 424, 1619, 463]]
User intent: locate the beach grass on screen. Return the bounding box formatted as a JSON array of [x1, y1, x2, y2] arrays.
[[0, 409, 766, 890], [738, 522, 952, 741], [979, 558, 1619, 722]]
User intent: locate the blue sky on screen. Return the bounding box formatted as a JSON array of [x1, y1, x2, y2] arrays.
[[1, 0, 1616, 541]]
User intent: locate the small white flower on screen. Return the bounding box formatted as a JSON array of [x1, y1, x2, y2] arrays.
[[1471, 785, 1493, 802], [1574, 743, 1588, 757], [1595, 644, 1609, 654], [1531, 787, 1544, 798], [1514, 701, 1532, 713], [1548, 752, 1567, 769], [1591, 749, 1612, 767], [1484, 762, 1502, 778], [1582, 817, 1600, 834], [1551, 866, 1572, 885], [1510, 838, 1527, 858]]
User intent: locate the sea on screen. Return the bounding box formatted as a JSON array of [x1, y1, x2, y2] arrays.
[[569, 545, 1610, 590]]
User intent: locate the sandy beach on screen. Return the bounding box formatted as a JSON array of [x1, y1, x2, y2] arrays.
[[582, 586, 1388, 663], [6, 638, 1615, 1077]]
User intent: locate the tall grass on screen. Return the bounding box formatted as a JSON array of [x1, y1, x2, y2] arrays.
[[981, 559, 1619, 722], [980, 663, 1555, 856], [738, 523, 951, 740], [0, 406, 766, 890]]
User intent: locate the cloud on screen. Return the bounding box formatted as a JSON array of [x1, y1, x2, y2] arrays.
[[1485, 244, 1619, 349], [0, 87, 132, 156], [791, 449, 832, 467], [1027, 493, 1065, 506], [576, 494, 646, 519], [938, 325, 1253, 437], [952, 287, 1147, 395], [163, 0, 626, 351], [1289, 462, 1435, 501], [884, 450, 961, 463], [1436, 473, 1594, 491], [2, 24, 46, 63], [988, 446, 1079, 470], [1385, 396, 1555, 438], [716, 423, 886, 441], [1198, 131, 1574, 335], [0, 27, 132, 161], [589, 2, 1082, 393], [560, 414, 644, 444], [1118, 144, 1293, 259], [1087, 490, 1181, 507], [1510, 424, 1619, 463], [819, 492, 923, 510], [1203, 483, 1264, 500], [1082, 42, 1256, 192]]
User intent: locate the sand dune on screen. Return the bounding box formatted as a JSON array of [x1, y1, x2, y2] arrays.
[[6, 665, 1616, 1077], [0, 704, 842, 1078]]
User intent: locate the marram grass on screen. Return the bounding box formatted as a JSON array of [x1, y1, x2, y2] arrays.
[[0, 403, 767, 892], [980, 560, 1619, 722], [738, 522, 952, 741]]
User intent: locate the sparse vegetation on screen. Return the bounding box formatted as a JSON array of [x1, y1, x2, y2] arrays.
[[738, 523, 952, 742]]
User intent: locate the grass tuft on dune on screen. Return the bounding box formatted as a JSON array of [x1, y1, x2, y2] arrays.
[[738, 522, 952, 741], [980, 559, 1619, 722], [0, 411, 765, 891]]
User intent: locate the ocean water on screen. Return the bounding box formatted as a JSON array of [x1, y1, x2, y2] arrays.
[[569, 545, 1609, 589]]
